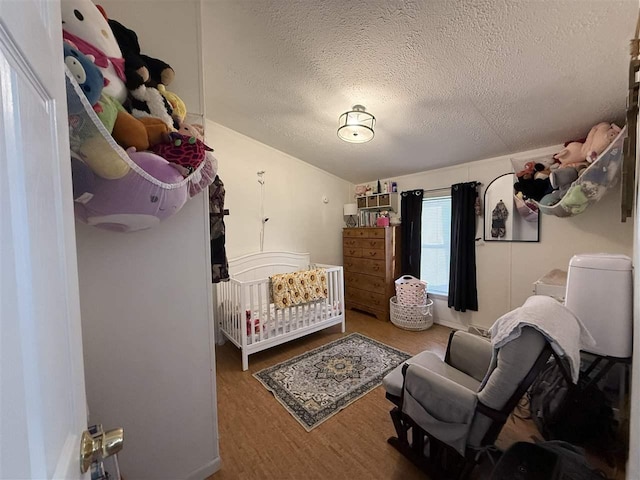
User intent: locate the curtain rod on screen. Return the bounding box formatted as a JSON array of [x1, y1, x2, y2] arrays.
[[403, 182, 483, 197]]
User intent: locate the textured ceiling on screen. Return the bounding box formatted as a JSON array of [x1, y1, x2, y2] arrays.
[[203, 0, 637, 183]]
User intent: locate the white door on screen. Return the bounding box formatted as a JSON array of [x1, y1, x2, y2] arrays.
[[0, 0, 89, 478]]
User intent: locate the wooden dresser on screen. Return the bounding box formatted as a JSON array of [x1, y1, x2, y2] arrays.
[[342, 226, 401, 321]]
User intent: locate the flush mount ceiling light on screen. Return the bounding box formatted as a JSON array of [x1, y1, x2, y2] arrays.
[[337, 105, 375, 143]]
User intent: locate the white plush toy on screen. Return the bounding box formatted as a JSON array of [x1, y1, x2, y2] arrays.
[[61, 0, 128, 103]]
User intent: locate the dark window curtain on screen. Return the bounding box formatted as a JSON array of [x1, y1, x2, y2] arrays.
[[448, 182, 478, 312], [401, 189, 424, 278]]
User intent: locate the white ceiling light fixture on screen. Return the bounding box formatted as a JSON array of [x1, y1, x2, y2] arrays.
[[337, 105, 375, 143]]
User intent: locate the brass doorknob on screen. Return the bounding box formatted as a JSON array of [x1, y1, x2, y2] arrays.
[[80, 427, 124, 473]]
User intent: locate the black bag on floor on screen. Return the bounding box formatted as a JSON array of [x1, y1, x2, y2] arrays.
[[528, 358, 616, 451], [491, 441, 606, 480]]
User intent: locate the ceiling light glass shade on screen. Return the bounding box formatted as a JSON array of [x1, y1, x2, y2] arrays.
[[337, 105, 375, 143]]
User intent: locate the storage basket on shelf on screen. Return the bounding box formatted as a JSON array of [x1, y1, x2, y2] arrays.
[[395, 275, 428, 305], [390, 296, 434, 331]]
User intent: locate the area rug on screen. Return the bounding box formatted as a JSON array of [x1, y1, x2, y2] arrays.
[[253, 333, 411, 431]]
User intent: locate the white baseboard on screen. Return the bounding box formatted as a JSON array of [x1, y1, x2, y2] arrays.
[[185, 456, 221, 480], [434, 318, 466, 331]]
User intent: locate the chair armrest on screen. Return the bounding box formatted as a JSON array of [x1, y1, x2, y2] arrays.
[[403, 363, 478, 425], [445, 331, 493, 383]]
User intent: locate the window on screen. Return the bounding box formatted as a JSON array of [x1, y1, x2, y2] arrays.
[[420, 193, 452, 296]]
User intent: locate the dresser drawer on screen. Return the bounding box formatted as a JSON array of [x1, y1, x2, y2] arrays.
[[345, 271, 386, 293], [343, 257, 385, 277], [361, 248, 384, 260], [346, 287, 387, 309], [343, 229, 368, 238], [343, 237, 384, 250], [343, 247, 362, 258], [366, 228, 386, 239], [344, 228, 387, 240]]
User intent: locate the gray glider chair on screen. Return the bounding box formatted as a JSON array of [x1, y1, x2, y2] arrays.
[[383, 327, 555, 479]]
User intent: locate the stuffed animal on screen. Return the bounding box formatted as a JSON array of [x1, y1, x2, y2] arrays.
[[516, 161, 536, 179], [107, 18, 175, 89], [514, 161, 553, 201], [537, 167, 579, 206], [514, 176, 552, 202], [516, 161, 551, 181], [63, 42, 103, 109], [79, 135, 131, 179], [94, 94, 169, 151], [581, 123, 622, 163], [129, 83, 176, 130], [158, 84, 187, 123], [177, 121, 205, 140], [553, 142, 589, 172], [75, 147, 188, 232], [137, 117, 171, 146], [61, 0, 127, 103], [151, 132, 213, 177], [70, 154, 96, 202]]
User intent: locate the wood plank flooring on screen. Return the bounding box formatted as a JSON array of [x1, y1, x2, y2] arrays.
[[209, 309, 625, 479]]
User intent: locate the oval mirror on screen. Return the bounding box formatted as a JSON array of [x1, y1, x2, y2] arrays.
[[483, 173, 539, 242]]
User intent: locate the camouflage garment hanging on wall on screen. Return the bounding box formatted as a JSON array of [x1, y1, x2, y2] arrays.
[[209, 175, 229, 283]]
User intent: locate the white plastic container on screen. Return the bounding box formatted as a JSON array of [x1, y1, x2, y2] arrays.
[[565, 253, 633, 358]]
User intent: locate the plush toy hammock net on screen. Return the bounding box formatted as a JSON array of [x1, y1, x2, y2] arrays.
[[514, 126, 627, 219], [65, 67, 216, 232]]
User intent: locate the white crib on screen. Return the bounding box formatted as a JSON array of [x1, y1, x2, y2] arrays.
[[215, 251, 345, 370]]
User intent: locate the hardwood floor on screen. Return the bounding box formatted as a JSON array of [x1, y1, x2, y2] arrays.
[[208, 309, 625, 479]]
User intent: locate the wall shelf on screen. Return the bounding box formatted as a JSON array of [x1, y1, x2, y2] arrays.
[[356, 192, 399, 211]]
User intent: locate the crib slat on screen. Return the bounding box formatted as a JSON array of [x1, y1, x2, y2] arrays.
[[222, 283, 228, 337], [228, 283, 232, 339], [251, 284, 257, 344], [225, 283, 229, 333], [263, 281, 269, 340], [302, 303, 307, 329], [332, 269, 338, 317], [239, 282, 246, 348]]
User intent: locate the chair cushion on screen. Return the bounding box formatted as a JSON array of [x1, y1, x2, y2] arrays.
[[447, 331, 492, 383], [383, 350, 481, 399], [478, 327, 546, 409]]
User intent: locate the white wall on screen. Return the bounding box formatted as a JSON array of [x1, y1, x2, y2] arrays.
[[205, 120, 353, 265], [75, 2, 219, 479], [372, 145, 634, 329]]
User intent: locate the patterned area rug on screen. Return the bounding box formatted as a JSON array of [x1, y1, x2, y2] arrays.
[[254, 333, 411, 431]]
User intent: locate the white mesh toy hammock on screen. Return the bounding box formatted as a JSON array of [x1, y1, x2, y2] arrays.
[[513, 126, 626, 219], [65, 67, 217, 232]]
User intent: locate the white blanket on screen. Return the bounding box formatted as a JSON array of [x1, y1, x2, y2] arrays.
[[489, 295, 595, 382]]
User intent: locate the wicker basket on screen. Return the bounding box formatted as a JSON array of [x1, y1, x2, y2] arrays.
[[390, 296, 434, 331], [395, 275, 428, 305]]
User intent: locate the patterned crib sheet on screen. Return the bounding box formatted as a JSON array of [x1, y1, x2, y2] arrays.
[[271, 268, 328, 309]]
